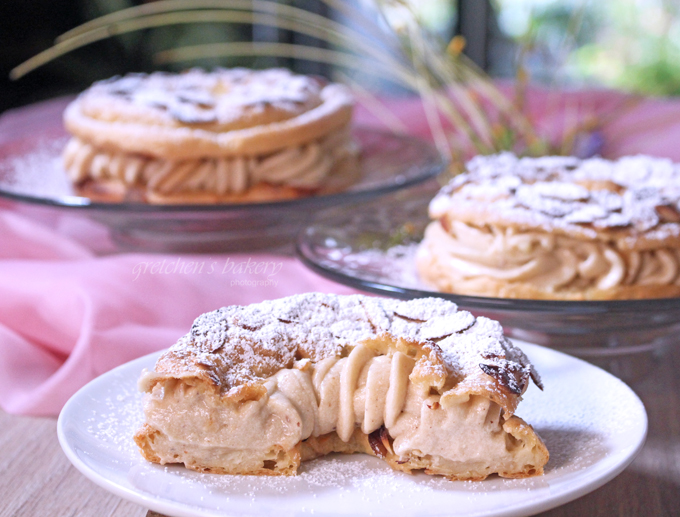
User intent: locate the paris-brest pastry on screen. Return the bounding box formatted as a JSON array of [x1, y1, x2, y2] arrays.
[[62, 68, 355, 203], [418, 153, 680, 300], [134, 293, 548, 481]]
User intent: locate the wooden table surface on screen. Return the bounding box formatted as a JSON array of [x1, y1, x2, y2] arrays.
[[2, 344, 679, 517]]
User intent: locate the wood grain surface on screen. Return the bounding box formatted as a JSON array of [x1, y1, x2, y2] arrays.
[[1, 344, 678, 517]]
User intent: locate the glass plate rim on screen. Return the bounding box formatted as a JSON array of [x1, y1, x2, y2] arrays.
[[296, 227, 680, 315], [0, 126, 444, 213]]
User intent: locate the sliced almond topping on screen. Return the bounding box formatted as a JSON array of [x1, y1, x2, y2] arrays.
[[655, 204, 680, 223], [421, 312, 476, 340], [479, 362, 529, 395], [368, 426, 393, 458], [575, 179, 625, 194]]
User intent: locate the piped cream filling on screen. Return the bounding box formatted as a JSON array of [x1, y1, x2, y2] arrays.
[[419, 220, 680, 293], [140, 344, 511, 467], [63, 126, 355, 195]]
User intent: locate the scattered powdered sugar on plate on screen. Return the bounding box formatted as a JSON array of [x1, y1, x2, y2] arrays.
[[322, 243, 425, 290], [82, 368, 145, 456], [172, 456, 441, 497], [0, 136, 75, 199]]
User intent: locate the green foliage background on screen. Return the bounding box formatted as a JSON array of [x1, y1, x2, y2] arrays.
[[493, 0, 680, 96]]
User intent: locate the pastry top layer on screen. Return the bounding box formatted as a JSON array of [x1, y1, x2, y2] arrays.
[[64, 68, 354, 159], [144, 293, 541, 415], [77, 68, 323, 130], [430, 153, 680, 250]]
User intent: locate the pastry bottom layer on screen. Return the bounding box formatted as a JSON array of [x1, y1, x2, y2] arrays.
[[134, 416, 547, 481], [134, 423, 301, 476]]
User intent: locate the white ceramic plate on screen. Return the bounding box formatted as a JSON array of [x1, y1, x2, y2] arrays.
[[58, 342, 647, 517]]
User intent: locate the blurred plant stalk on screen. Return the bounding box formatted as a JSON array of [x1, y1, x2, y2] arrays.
[[10, 0, 606, 173], [374, 0, 610, 173]]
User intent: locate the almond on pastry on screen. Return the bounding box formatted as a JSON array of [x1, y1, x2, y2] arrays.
[[62, 68, 357, 203], [134, 293, 548, 481], [418, 153, 680, 300]]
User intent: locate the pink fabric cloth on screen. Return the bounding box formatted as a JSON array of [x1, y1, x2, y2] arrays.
[[356, 85, 680, 161], [0, 218, 355, 415], [3, 86, 680, 416], [0, 97, 360, 416]]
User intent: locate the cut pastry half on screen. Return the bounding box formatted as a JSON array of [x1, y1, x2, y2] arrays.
[[134, 293, 549, 480]]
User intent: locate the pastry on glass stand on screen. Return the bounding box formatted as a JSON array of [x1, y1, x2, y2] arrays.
[[62, 68, 356, 203], [418, 153, 680, 300]]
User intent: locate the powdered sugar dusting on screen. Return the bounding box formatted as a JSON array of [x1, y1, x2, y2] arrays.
[[431, 152, 680, 242], [321, 244, 423, 289], [88, 68, 323, 126], [0, 137, 74, 198], [421, 311, 476, 340], [155, 293, 538, 395]]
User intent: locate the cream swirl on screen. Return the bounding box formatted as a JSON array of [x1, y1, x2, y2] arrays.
[[62, 126, 355, 195], [418, 220, 680, 294], [142, 343, 514, 467]]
